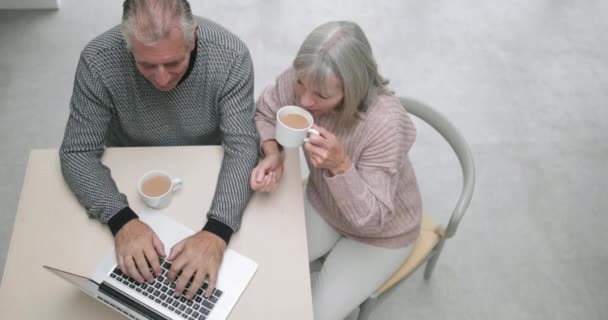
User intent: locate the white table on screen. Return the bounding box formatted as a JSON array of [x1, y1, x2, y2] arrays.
[[0, 146, 313, 319]]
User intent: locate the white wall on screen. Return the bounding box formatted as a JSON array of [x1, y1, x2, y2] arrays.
[[0, 0, 60, 9]]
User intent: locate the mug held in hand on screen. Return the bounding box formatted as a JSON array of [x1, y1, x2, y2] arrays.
[[275, 105, 320, 148]]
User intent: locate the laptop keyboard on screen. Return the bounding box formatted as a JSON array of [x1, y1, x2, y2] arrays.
[[109, 258, 223, 320]]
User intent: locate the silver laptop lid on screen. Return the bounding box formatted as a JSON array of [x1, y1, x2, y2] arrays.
[[44, 265, 171, 320], [43, 265, 99, 297]]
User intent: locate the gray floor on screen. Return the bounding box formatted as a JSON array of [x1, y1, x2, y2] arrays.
[[1, 1, 607, 319]]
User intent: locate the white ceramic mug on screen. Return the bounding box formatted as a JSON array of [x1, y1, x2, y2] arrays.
[[137, 170, 182, 209], [275, 105, 320, 148]]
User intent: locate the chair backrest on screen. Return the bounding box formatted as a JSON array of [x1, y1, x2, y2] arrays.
[[399, 97, 476, 238]]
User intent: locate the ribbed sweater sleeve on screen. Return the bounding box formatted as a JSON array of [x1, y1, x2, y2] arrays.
[[323, 109, 417, 234]]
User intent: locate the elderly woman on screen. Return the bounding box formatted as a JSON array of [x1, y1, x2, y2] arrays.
[[251, 21, 422, 319]]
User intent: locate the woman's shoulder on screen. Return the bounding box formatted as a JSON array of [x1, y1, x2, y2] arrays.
[[361, 90, 412, 130], [351, 90, 417, 156]]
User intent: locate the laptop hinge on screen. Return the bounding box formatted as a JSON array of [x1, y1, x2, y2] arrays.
[[99, 281, 170, 320]]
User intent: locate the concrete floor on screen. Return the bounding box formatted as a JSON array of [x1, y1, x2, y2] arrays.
[[1, 0, 607, 319]]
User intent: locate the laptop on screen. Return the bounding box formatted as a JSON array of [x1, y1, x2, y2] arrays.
[[44, 210, 258, 320]]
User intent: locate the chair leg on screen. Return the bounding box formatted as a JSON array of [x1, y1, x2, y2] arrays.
[[423, 241, 445, 280], [357, 296, 378, 320]]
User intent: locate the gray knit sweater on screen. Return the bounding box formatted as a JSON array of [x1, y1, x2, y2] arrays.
[[59, 17, 259, 237]]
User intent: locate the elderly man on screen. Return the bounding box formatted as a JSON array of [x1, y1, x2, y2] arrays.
[[59, 0, 258, 300]]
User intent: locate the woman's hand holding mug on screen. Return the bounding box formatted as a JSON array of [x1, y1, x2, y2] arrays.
[[304, 124, 352, 176]]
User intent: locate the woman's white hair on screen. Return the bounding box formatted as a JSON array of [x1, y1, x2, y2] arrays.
[[121, 0, 196, 49], [293, 21, 388, 130]]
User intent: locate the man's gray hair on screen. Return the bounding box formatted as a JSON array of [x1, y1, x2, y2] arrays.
[[122, 0, 196, 49], [293, 21, 388, 130]]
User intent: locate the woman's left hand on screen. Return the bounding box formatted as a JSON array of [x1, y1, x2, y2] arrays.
[[304, 124, 352, 176], [250, 151, 284, 193]]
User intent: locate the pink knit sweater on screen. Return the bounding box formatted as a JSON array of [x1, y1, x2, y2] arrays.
[[255, 68, 422, 248]]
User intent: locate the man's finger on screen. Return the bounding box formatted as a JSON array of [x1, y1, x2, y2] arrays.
[[144, 246, 161, 278], [167, 256, 187, 283], [167, 244, 186, 282], [187, 270, 206, 300], [205, 267, 218, 299], [152, 233, 166, 258], [168, 240, 184, 261], [174, 266, 195, 297], [117, 254, 125, 274], [134, 252, 154, 283], [125, 256, 144, 283]]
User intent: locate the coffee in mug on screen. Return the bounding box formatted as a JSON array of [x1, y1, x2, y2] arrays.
[[138, 171, 182, 209], [141, 175, 171, 197], [279, 114, 309, 129], [275, 106, 319, 148]]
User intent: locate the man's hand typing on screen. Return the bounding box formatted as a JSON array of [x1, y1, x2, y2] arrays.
[[115, 219, 166, 283], [167, 231, 227, 299]]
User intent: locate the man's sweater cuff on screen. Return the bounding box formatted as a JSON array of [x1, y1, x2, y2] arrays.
[[108, 207, 139, 236], [202, 219, 234, 245]]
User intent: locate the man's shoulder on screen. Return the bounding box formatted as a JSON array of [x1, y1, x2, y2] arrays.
[[81, 25, 129, 64], [195, 17, 249, 56]]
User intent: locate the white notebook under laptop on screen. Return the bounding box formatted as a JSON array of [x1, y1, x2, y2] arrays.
[[44, 210, 258, 320]]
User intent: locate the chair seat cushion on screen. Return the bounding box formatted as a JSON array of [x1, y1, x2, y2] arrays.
[[375, 213, 444, 295]]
